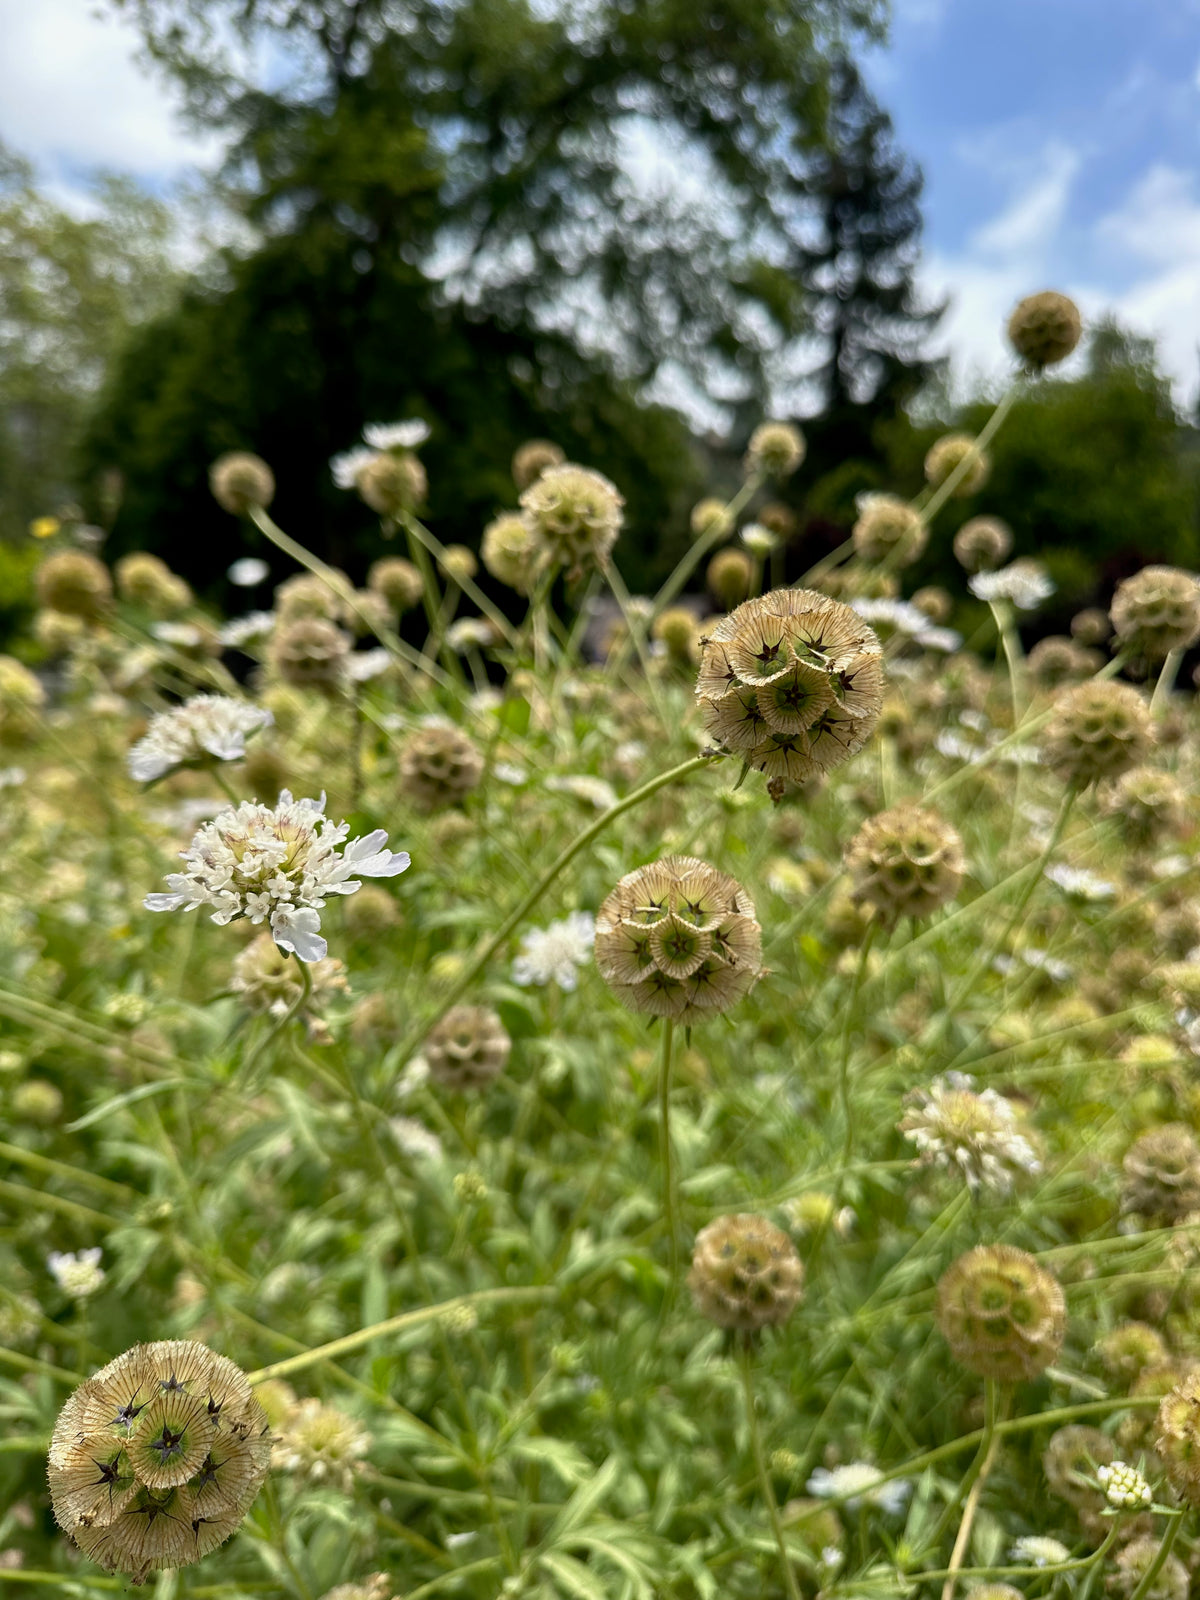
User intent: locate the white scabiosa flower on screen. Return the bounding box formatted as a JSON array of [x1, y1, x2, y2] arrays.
[[127, 694, 273, 782], [512, 912, 596, 991], [1044, 863, 1116, 900], [228, 557, 270, 586], [968, 560, 1056, 610], [1010, 1536, 1071, 1567], [143, 790, 411, 962], [544, 774, 619, 810], [219, 611, 276, 649], [900, 1074, 1040, 1195], [390, 1116, 443, 1161], [806, 1463, 910, 1515], [47, 1248, 105, 1298], [331, 446, 378, 490], [346, 648, 392, 683], [364, 419, 430, 450]]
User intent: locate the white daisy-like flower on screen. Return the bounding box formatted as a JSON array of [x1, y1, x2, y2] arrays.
[[1096, 1462, 1153, 1510], [739, 522, 777, 557], [127, 694, 273, 782], [512, 911, 596, 991], [446, 618, 496, 651], [900, 1075, 1040, 1195], [228, 557, 270, 586], [968, 560, 1056, 610], [219, 611, 276, 648], [492, 762, 528, 786], [806, 1463, 911, 1515], [1019, 947, 1073, 982], [143, 789, 410, 962], [544, 774, 618, 810], [363, 419, 430, 450], [152, 621, 208, 649], [1045, 863, 1116, 900], [331, 446, 378, 490], [47, 1248, 104, 1299], [916, 625, 962, 652], [1010, 1536, 1071, 1567], [850, 597, 929, 634], [390, 1116, 443, 1161]]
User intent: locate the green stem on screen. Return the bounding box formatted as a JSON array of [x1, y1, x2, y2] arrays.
[[239, 957, 313, 1089], [739, 1343, 803, 1600], [941, 1379, 1005, 1600], [392, 753, 713, 1059], [400, 511, 519, 648], [1151, 648, 1184, 714], [658, 1019, 679, 1279], [918, 384, 1020, 525], [1128, 1512, 1185, 1600], [839, 922, 879, 1167], [651, 473, 762, 622], [212, 767, 241, 806]]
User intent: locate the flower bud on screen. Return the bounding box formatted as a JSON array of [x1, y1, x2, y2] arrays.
[[691, 498, 734, 540], [399, 725, 484, 812], [1027, 636, 1100, 689], [936, 1244, 1066, 1383], [209, 452, 275, 515], [1109, 1537, 1187, 1600], [482, 513, 539, 595], [355, 452, 426, 516], [953, 516, 1013, 574], [36, 551, 112, 619], [0, 656, 45, 746], [745, 421, 806, 479], [706, 547, 753, 608], [689, 1213, 803, 1331], [439, 545, 478, 584], [115, 552, 191, 614], [512, 439, 565, 491], [368, 557, 424, 614]]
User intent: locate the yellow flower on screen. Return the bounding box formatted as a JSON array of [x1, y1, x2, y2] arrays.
[[30, 516, 61, 539]]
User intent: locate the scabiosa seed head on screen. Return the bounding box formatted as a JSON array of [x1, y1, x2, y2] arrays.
[[115, 553, 191, 614], [846, 804, 965, 928], [689, 1213, 803, 1332], [48, 1340, 269, 1584], [209, 452, 275, 515], [745, 421, 806, 479], [482, 513, 539, 595], [519, 464, 624, 578], [127, 696, 273, 783], [269, 617, 351, 694], [695, 588, 884, 786], [144, 790, 410, 962], [439, 545, 478, 584], [275, 572, 352, 627], [1042, 681, 1154, 787], [1111, 566, 1200, 661], [936, 1244, 1066, 1383], [230, 932, 348, 1018], [1027, 636, 1101, 689], [1072, 607, 1111, 647], [34, 608, 86, 655], [0, 656, 45, 746], [1101, 767, 1187, 849], [354, 452, 427, 516], [852, 495, 928, 566], [424, 1005, 511, 1092], [653, 606, 701, 664], [399, 725, 484, 813], [1121, 1124, 1200, 1226], [272, 1397, 369, 1493], [900, 1075, 1039, 1194], [1155, 1371, 1200, 1506], [321, 1577, 396, 1600], [1008, 291, 1082, 369], [706, 547, 753, 608], [925, 434, 990, 497], [912, 585, 953, 624], [954, 516, 1013, 574], [367, 557, 424, 614], [512, 438, 565, 491], [36, 551, 112, 619], [1109, 1537, 1187, 1600], [692, 498, 734, 540], [595, 855, 762, 1024], [1095, 1322, 1170, 1387]]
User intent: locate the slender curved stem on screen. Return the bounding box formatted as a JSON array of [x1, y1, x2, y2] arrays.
[[240, 958, 312, 1088], [739, 1343, 803, 1600], [941, 1380, 1006, 1600], [839, 921, 879, 1167], [1128, 1513, 1185, 1600], [917, 383, 1020, 525], [650, 474, 762, 622], [1151, 648, 1184, 714]]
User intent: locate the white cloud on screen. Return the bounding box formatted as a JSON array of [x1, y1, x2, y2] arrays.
[[0, 0, 217, 189], [971, 144, 1079, 258]]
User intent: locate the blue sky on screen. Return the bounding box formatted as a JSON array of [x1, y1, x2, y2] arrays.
[[2, 0, 1199, 406]]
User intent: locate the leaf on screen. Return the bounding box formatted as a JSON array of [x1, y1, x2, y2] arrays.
[[545, 1454, 621, 1544], [65, 1078, 187, 1132], [539, 1550, 610, 1600]]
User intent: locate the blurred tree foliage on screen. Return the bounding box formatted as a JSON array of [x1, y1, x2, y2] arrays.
[[0, 145, 178, 633]]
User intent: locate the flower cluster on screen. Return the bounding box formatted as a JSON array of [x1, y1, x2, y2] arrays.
[[899, 1075, 1040, 1194], [144, 791, 410, 961], [128, 697, 273, 783]]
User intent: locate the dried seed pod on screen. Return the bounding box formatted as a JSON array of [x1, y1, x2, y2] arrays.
[[399, 725, 484, 812], [695, 588, 884, 786], [845, 804, 965, 928], [482, 513, 539, 595], [1121, 1124, 1200, 1226], [519, 463, 624, 578], [924, 434, 990, 497], [1027, 636, 1100, 689], [1008, 291, 1082, 369], [425, 1005, 511, 1091], [1109, 1536, 1187, 1600], [1110, 566, 1200, 661], [1041, 681, 1153, 787], [1101, 767, 1187, 849], [1095, 1323, 1169, 1388], [368, 557, 425, 614], [1156, 1371, 1200, 1507], [36, 551, 112, 619], [744, 421, 806, 479], [953, 516, 1013, 574], [936, 1244, 1066, 1383], [512, 439, 565, 491], [209, 452, 275, 515], [852, 495, 928, 566], [689, 1213, 804, 1332], [1042, 1423, 1114, 1513], [48, 1341, 270, 1584], [595, 855, 762, 1025], [706, 548, 753, 608], [269, 617, 350, 693]]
